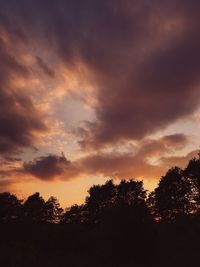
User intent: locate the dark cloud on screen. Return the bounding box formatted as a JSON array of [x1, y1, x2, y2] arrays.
[[23, 154, 72, 180]]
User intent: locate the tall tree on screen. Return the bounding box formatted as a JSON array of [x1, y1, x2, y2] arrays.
[[85, 180, 116, 224], [23, 192, 46, 223], [116, 179, 151, 224], [149, 167, 196, 221], [117, 179, 146, 205]]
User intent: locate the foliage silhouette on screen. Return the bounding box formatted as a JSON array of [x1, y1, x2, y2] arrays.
[[44, 196, 63, 223], [61, 204, 86, 225], [0, 192, 22, 223], [23, 192, 46, 223], [148, 166, 198, 221], [184, 153, 200, 209]]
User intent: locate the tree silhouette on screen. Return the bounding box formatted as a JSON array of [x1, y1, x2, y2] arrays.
[[44, 196, 63, 223], [149, 167, 196, 221], [85, 180, 116, 224], [115, 179, 152, 224], [0, 192, 22, 223], [184, 154, 200, 210], [185, 154, 200, 181], [23, 192, 46, 223], [61, 204, 86, 225], [117, 179, 146, 205]]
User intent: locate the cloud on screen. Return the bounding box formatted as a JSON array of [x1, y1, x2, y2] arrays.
[[161, 134, 188, 147], [79, 152, 161, 180], [159, 149, 200, 170], [35, 56, 55, 77], [0, 22, 48, 156], [0, 88, 47, 155], [77, 134, 190, 179], [23, 154, 71, 180]]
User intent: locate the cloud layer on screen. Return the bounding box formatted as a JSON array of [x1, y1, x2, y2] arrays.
[[1, 1, 200, 150]]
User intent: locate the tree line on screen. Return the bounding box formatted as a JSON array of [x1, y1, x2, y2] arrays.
[[1, 155, 200, 266]]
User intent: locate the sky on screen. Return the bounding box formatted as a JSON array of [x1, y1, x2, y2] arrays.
[[0, 0, 200, 207]]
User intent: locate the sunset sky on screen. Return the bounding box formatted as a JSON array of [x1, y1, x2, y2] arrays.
[[1, 0, 200, 207]]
